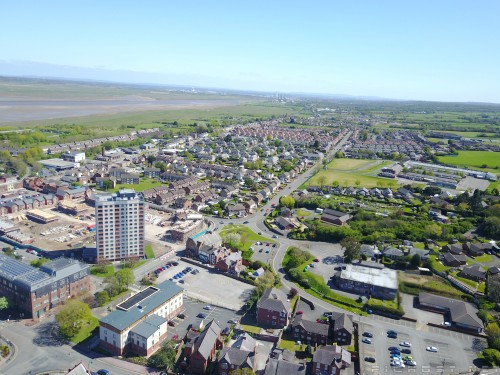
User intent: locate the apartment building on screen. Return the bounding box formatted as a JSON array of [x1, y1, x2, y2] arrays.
[[95, 189, 145, 262]]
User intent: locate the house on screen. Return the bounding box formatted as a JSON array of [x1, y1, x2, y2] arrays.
[[418, 292, 483, 332], [226, 203, 247, 217], [312, 345, 351, 375], [460, 265, 486, 282], [442, 244, 463, 255], [185, 320, 223, 375], [291, 315, 329, 346], [382, 247, 405, 260], [442, 252, 467, 267], [360, 244, 379, 259], [143, 167, 161, 178], [186, 232, 223, 259], [264, 359, 306, 375], [256, 288, 291, 328], [275, 216, 296, 231], [329, 312, 353, 345], [408, 247, 430, 260], [218, 333, 256, 375], [320, 208, 353, 226], [463, 242, 488, 257], [281, 207, 292, 217], [215, 251, 243, 274]]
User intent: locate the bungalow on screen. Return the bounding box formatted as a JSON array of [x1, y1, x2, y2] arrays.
[[442, 244, 463, 255], [382, 247, 405, 260], [463, 242, 488, 257], [312, 345, 351, 375], [460, 265, 486, 282], [320, 208, 353, 226], [443, 252, 467, 267], [275, 217, 296, 231]]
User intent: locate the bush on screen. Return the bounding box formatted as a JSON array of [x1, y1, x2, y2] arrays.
[[483, 348, 500, 366]]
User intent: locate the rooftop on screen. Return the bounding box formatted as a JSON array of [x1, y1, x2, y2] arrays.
[[338, 264, 398, 290]]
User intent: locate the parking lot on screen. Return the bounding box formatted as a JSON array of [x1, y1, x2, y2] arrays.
[[154, 259, 255, 311], [252, 241, 278, 263], [359, 320, 483, 374], [166, 295, 241, 340]]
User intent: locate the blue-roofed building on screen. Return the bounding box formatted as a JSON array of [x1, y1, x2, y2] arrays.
[[0, 254, 90, 319], [99, 280, 183, 356]]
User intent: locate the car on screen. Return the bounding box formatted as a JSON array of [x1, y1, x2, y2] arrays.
[[172, 262, 179, 266], [243, 221, 249, 224], [266, 249, 270, 253], [258, 232, 262, 235], [266, 243, 270, 246], [362, 338, 372, 344], [168, 321, 176, 327], [228, 319, 238, 324], [186, 267, 192, 271], [390, 350, 401, 355], [273, 244, 277, 248], [388, 332, 397, 338], [426, 346, 438, 352], [323, 312, 333, 317], [403, 355, 413, 361], [197, 313, 207, 318], [362, 332, 373, 338], [303, 266, 309, 272], [405, 360, 417, 366], [97, 370, 109, 375], [203, 305, 212, 310], [387, 330, 397, 335], [400, 342, 411, 347], [316, 319, 328, 324], [178, 280, 184, 284], [296, 310, 304, 315], [401, 348, 411, 354], [219, 221, 224, 224], [259, 249, 263, 252], [309, 263, 314, 268], [272, 235, 278, 238], [388, 346, 399, 351], [442, 321, 452, 327], [391, 354, 401, 360], [177, 313, 185, 319], [313, 258, 319, 262], [364, 357, 376, 363]]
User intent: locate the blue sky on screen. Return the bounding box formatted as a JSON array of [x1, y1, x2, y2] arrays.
[[1, 1, 499, 102]]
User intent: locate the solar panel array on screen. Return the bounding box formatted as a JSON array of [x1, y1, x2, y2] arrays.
[[118, 287, 159, 310]]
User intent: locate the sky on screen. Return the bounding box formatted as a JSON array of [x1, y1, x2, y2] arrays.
[[1, 1, 500, 103]]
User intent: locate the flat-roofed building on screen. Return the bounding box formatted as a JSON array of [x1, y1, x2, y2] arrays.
[[95, 189, 145, 262], [26, 209, 59, 224], [99, 280, 183, 356], [332, 264, 398, 300]]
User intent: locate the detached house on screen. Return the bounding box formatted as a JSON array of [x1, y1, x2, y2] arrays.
[[256, 288, 291, 328]]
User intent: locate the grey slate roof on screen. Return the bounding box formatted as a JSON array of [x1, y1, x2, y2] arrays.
[[232, 333, 256, 352], [131, 314, 167, 338], [418, 292, 483, 330], [192, 319, 221, 360], [264, 359, 306, 375], [291, 315, 329, 336], [331, 312, 353, 333], [313, 345, 351, 367], [257, 288, 290, 314], [218, 347, 254, 368], [100, 280, 183, 331]]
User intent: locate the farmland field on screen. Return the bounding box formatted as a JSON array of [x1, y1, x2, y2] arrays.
[[438, 151, 500, 170], [305, 158, 395, 188]]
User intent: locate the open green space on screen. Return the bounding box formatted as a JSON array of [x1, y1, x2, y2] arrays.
[[219, 224, 275, 252], [438, 151, 500, 170], [296, 209, 312, 217], [398, 272, 465, 299], [472, 253, 493, 263], [70, 316, 99, 344], [98, 179, 163, 193], [90, 264, 115, 278], [145, 244, 155, 259], [240, 324, 261, 334]]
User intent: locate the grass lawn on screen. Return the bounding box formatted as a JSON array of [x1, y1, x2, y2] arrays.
[[90, 264, 115, 278], [240, 324, 261, 334], [71, 316, 99, 344], [278, 337, 298, 351], [219, 224, 275, 251], [450, 271, 486, 292], [296, 209, 312, 217], [398, 272, 464, 299], [99, 179, 163, 193], [428, 255, 450, 273], [472, 253, 493, 263], [145, 243, 155, 259], [438, 151, 500, 170]]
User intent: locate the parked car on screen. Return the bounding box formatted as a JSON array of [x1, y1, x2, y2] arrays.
[[388, 346, 399, 351], [203, 305, 212, 310], [365, 357, 376, 363], [442, 321, 452, 327], [362, 338, 372, 344], [228, 319, 238, 324], [168, 321, 176, 327], [177, 313, 185, 319], [313, 258, 319, 262], [401, 348, 411, 354], [272, 235, 278, 238], [296, 310, 304, 315], [362, 332, 373, 338], [197, 313, 207, 318], [97, 370, 109, 375], [426, 346, 438, 352], [387, 330, 397, 335], [323, 312, 333, 317], [400, 342, 411, 347]]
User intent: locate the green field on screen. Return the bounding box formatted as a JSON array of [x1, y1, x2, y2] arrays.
[[306, 159, 396, 188], [219, 224, 275, 251], [438, 151, 500, 170], [99, 179, 163, 193]]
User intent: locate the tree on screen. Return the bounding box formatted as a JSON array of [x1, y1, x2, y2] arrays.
[[116, 268, 134, 289], [409, 254, 422, 269], [289, 287, 298, 298], [95, 291, 111, 307], [147, 155, 156, 166], [255, 271, 276, 295], [148, 340, 177, 370], [340, 237, 361, 263], [280, 195, 295, 209], [103, 179, 114, 191], [317, 175, 327, 189], [224, 233, 241, 249], [0, 296, 8, 310], [55, 300, 93, 339], [423, 186, 442, 196], [30, 258, 50, 268], [483, 348, 500, 366]]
